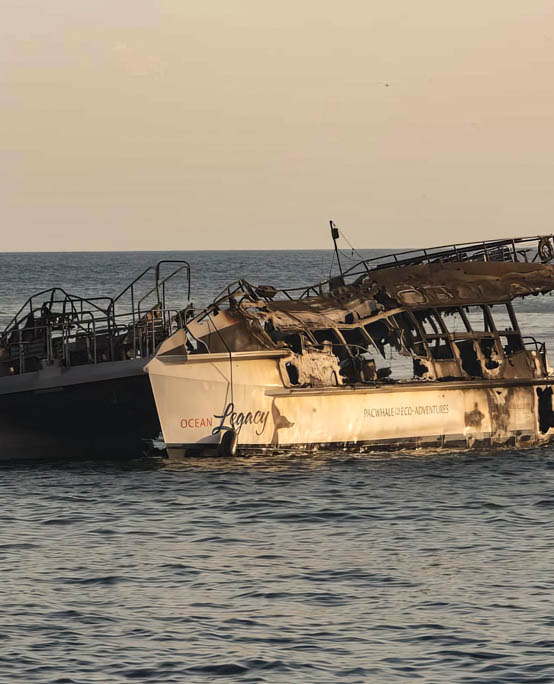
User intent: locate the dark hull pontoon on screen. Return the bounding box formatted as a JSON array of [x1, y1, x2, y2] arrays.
[[0, 363, 157, 460], [0, 261, 191, 462]]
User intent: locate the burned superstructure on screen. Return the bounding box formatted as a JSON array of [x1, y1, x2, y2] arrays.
[[171, 237, 554, 385], [148, 236, 554, 455]]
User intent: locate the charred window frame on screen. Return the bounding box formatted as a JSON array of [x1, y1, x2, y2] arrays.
[[394, 311, 428, 358], [483, 305, 495, 334], [506, 302, 520, 332], [435, 306, 481, 375], [462, 304, 525, 363], [491, 303, 524, 354], [411, 310, 454, 360], [472, 305, 502, 362], [414, 310, 441, 336], [337, 326, 378, 383], [282, 333, 304, 355], [484, 303, 520, 334], [363, 319, 394, 358], [339, 326, 373, 356], [441, 307, 472, 336], [312, 329, 341, 345], [311, 328, 350, 361], [467, 303, 524, 356], [463, 305, 496, 336]]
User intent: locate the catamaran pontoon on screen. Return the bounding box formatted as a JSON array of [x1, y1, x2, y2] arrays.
[[0, 261, 191, 460], [147, 235, 554, 457]]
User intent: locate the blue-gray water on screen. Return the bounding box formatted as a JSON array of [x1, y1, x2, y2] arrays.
[[2, 250, 554, 683]]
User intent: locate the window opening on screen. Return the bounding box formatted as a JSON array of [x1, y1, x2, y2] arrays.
[[489, 304, 515, 333], [455, 340, 483, 377], [339, 327, 370, 353], [537, 387, 554, 433], [413, 310, 441, 335], [500, 334, 524, 355], [312, 329, 340, 345], [364, 320, 390, 357], [283, 333, 303, 355], [397, 312, 427, 357], [312, 328, 348, 361], [442, 308, 471, 334], [429, 336, 454, 360], [285, 362, 300, 385], [479, 338, 500, 369], [465, 305, 495, 333]]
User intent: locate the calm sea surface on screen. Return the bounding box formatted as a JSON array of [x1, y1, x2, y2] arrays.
[[1, 250, 554, 683]]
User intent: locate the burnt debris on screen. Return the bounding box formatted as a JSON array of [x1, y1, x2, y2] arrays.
[[171, 235, 554, 388]]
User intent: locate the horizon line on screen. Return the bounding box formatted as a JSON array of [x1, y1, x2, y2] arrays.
[[0, 246, 411, 255]]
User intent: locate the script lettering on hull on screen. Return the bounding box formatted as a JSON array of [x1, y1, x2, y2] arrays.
[[212, 402, 270, 436]]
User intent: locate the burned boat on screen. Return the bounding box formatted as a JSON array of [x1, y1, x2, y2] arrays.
[[0, 261, 191, 460], [147, 235, 554, 457]]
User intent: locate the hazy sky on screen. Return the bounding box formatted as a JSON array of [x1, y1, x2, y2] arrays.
[[3, 1, 554, 251]]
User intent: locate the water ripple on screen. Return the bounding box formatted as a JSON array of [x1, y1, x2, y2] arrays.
[[1, 449, 554, 682]]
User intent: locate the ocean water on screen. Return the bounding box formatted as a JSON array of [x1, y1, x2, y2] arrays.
[[2, 250, 554, 683]]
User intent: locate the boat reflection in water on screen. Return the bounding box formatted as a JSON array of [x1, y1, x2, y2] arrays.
[[147, 235, 554, 458]]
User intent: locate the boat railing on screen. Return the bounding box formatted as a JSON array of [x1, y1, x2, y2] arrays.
[[281, 235, 554, 300], [522, 336, 547, 356], [345, 234, 550, 270], [111, 259, 191, 329], [0, 260, 192, 374], [1, 306, 187, 374], [204, 236, 554, 312], [4, 288, 114, 334], [521, 336, 550, 374]]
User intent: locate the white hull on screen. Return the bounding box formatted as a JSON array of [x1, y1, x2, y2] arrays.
[[147, 351, 554, 456]]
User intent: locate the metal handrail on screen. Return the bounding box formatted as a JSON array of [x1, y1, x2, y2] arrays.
[[3, 288, 114, 336], [137, 263, 190, 317], [522, 336, 546, 355], [0, 259, 193, 374], [209, 235, 554, 306]]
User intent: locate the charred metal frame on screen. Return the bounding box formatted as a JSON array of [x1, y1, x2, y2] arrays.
[[177, 235, 554, 389], [210, 235, 554, 304]]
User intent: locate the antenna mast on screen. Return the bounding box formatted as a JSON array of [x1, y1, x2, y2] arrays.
[[330, 220, 344, 278]]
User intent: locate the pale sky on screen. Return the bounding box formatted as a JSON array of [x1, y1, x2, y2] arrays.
[[3, 1, 554, 251]]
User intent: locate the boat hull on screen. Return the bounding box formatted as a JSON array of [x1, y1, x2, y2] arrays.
[[0, 359, 160, 462], [147, 353, 554, 457]]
